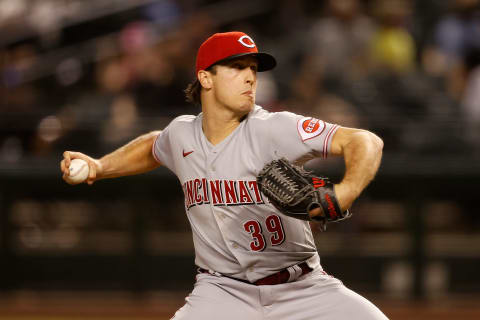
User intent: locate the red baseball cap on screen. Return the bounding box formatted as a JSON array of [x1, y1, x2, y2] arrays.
[[195, 31, 276, 74]]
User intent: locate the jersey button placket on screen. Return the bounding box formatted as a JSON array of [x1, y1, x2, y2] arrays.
[[205, 152, 216, 177], [206, 152, 222, 216], [206, 146, 219, 175]]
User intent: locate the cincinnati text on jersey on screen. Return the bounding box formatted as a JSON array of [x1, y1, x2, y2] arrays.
[[182, 178, 265, 209]]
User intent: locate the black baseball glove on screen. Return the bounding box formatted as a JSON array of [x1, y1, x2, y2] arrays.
[[257, 158, 352, 230]]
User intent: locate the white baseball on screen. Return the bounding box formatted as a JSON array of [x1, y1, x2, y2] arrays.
[[67, 158, 90, 184]]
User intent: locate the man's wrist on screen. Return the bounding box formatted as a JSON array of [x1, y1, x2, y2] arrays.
[[334, 182, 359, 212]]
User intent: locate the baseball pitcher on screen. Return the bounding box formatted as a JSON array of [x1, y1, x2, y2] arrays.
[[60, 31, 388, 320]]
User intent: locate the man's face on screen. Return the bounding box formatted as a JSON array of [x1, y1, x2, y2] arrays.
[[209, 55, 258, 115]]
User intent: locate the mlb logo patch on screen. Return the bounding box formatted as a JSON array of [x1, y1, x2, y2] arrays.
[[297, 117, 325, 141]]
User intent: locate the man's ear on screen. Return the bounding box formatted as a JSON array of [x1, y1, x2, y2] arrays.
[[198, 70, 213, 89]]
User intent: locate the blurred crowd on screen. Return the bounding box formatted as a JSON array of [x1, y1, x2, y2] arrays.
[[1, 0, 480, 162]]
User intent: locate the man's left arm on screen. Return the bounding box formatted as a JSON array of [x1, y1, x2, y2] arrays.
[[328, 127, 383, 212]]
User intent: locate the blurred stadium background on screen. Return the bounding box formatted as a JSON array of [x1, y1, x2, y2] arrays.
[[1, 0, 480, 318]]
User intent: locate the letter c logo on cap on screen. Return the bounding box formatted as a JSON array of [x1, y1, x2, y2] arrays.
[[238, 35, 256, 48]]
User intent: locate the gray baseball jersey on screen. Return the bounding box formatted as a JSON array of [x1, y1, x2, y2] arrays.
[[152, 105, 339, 282]]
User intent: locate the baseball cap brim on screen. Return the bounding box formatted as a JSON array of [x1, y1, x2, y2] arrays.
[[208, 52, 276, 72]]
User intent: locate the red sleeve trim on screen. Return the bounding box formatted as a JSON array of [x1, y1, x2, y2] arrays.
[[322, 125, 339, 159]]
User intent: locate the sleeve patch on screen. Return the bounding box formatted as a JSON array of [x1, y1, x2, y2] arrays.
[[297, 117, 326, 141]]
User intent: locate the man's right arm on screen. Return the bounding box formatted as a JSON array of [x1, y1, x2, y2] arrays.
[[60, 131, 162, 185]]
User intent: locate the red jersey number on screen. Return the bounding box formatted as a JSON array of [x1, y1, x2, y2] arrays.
[[265, 214, 285, 246], [243, 220, 266, 251], [243, 214, 285, 251]]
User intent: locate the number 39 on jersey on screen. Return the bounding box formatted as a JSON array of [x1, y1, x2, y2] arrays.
[[243, 214, 285, 251]]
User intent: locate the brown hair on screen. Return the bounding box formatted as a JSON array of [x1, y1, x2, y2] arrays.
[[184, 80, 202, 105], [184, 65, 218, 105]]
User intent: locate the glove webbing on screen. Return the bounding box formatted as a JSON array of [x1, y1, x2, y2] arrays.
[[259, 159, 314, 208]]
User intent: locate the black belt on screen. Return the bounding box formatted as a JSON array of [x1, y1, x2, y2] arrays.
[[198, 262, 312, 286]]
